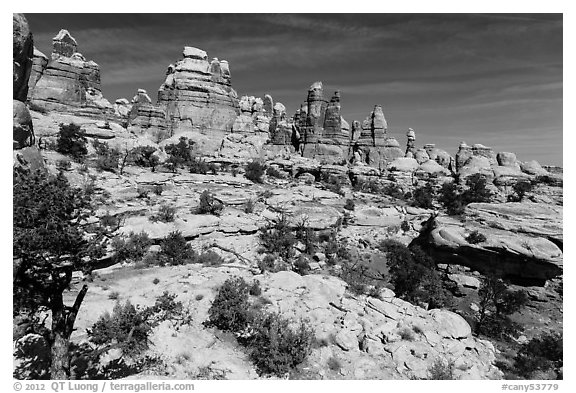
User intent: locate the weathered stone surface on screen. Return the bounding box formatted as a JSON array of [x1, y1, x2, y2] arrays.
[[414, 204, 563, 282], [417, 160, 451, 176], [424, 144, 452, 168], [13, 13, 34, 102], [28, 29, 113, 115], [387, 157, 419, 172], [521, 160, 548, 176], [126, 89, 168, 141], [28, 48, 48, 93], [13, 100, 35, 148], [429, 309, 472, 339], [497, 152, 518, 167], [157, 46, 239, 150]]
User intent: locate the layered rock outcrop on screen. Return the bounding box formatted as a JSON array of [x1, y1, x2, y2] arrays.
[[126, 89, 168, 142], [28, 29, 113, 116], [351, 105, 403, 169], [13, 13, 35, 149], [413, 203, 563, 284], [157, 47, 239, 149], [232, 95, 273, 135]]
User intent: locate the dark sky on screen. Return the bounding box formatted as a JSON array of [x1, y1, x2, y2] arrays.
[[26, 14, 563, 165]]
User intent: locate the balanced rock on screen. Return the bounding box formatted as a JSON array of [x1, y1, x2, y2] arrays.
[[496, 152, 518, 168], [28, 29, 113, 115]]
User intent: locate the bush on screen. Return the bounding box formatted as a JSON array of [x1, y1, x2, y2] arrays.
[[246, 312, 314, 377], [206, 277, 252, 333], [56, 159, 72, 171], [88, 300, 152, 357], [189, 157, 209, 175], [259, 213, 296, 261], [112, 231, 152, 264], [293, 255, 311, 275], [462, 173, 493, 203], [412, 182, 435, 209], [398, 327, 415, 341], [438, 182, 465, 215], [401, 220, 411, 232], [92, 139, 120, 172], [245, 160, 265, 183], [197, 250, 224, 266], [153, 184, 163, 195], [378, 240, 451, 309], [150, 204, 177, 223], [266, 166, 283, 179], [158, 231, 196, 265], [257, 254, 277, 273], [56, 123, 87, 159], [465, 230, 486, 244], [508, 180, 533, 202], [513, 332, 563, 379], [196, 190, 224, 216], [132, 146, 159, 171], [344, 199, 355, 211], [249, 280, 262, 296], [244, 199, 255, 214], [475, 275, 528, 339], [165, 137, 194, 172], [383, 183, 405, 199], [427, 358, 455, 380]]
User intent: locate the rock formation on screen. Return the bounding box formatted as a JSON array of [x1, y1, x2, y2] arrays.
[[126, 89, 168, 142], [28, 29, 113, 116], [232, 95, 273, 135], [405, 128, 416, 157], [157, 46, 239, 149], [351, 105, 403, 169], [13, 13, 34, 149]]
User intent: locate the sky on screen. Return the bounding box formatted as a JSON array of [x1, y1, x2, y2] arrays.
[[25, 13, 563, 165]]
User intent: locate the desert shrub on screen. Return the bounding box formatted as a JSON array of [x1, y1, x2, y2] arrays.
[[206, 277, 252, 333], [475, 275, 528, 340], [244, 199, 255, 214], [196, 190, 224, 216], [508, 180, 533, 202], [462, 173, 493, 203], [88, 293, 190, 359], [259, 212, 296, 261], [266, 166, 283, 179], [108, 291, 120, 300], [231, 167, 239, 177], [111, 231, 152, 264], [153, 184, 163, 195], [438, 182, 465, 215], [249, 280, 262, 296], [132, 146, 159, 171], [165, 137, 194, 172], [246, 312, 314, 377], [294, 219, 318, 255], [412, 182, 435, 209], [197, 250, 224, 266], [513, 332, 563, 379], [189, 156, 209, 174], [383, 183, 405, 199], [398, 327, 415, 341], [465, 230, 487, 244], [534, 175, 560, 186], [158, 231, 197, 265], [56, 159, 72, 171], [378, 240, 451, 309], [401, 220, 411, 232], [56, 123, 87, 159], [293, 255, 311, 275], [208, 162, 218, 175], [427, 358, 455, 380], [92, 139, 120, 172], [149, 204, 177, 223], [257, 254, 277, 273], [344, 198, 355, 211], [245, 160, 266, 183], [88, 300, 152, 357], [152, 278, 160, 285], [327, 356, 341, 371]]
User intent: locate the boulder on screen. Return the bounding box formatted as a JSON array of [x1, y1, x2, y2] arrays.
[[496, 152, 518, 167], [429, 309, 471, 339], [13, 100, 34, 148], [520, 160, 548, 176], [13, 13, 33, 102], [417, 160, 451, 176], [387, 157, 419, 172]]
